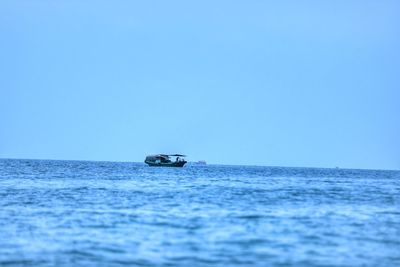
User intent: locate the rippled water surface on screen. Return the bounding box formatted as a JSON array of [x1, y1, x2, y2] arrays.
[[0, 159, 399, 267]]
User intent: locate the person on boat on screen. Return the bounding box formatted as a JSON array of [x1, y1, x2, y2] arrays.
[[176, 157, 180, 162]]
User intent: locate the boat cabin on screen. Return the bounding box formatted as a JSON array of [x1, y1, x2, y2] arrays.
[[144, 154, 187, 167]]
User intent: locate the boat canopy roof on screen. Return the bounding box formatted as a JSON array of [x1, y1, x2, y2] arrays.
[[147, 154, 186, 157]]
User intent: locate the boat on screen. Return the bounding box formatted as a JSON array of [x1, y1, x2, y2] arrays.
[[144, 154, 187, 167]]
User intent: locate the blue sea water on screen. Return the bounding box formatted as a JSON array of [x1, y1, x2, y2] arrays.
[[0, 159, 399, 267]]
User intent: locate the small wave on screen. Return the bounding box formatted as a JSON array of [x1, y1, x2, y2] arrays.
[[236, 214, 266, 219]]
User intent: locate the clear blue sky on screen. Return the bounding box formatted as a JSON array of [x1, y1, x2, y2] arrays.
[[1, 0, 399, 170]]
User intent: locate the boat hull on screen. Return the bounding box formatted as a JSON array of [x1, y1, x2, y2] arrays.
[[145, 161, 187, 167]]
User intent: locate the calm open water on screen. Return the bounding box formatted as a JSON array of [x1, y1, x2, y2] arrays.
[[0, 159, 399, 267]]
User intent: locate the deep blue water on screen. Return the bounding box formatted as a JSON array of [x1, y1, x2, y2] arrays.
[[0, 159, 399, 267]]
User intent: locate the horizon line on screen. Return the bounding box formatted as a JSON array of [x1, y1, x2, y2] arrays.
[[0, 157, 398, 172]]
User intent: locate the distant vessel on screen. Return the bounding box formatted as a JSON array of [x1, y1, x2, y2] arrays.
[[144, 154, 187, 167], [195, 160, 207, 165]]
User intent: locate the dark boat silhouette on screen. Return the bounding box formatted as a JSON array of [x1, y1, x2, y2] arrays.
[[144, 154, 187, 167]]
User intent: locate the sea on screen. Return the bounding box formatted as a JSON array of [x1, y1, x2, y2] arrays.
[[0, 159, 399, 267]]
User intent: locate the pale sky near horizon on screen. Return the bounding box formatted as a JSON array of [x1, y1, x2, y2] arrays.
[[1, 0, 399, 170]]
